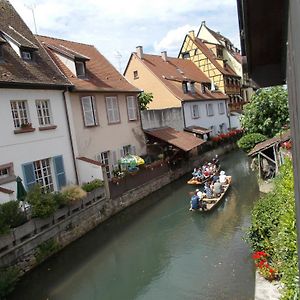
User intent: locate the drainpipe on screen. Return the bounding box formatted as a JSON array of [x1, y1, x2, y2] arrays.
[[225, 98, 232, 129], [182, 102, 187, 130], [63, 89, 79, 184]]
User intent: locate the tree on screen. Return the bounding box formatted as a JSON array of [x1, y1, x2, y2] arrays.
[[241, 86, 289, 137], [138, 92, 153, 110]]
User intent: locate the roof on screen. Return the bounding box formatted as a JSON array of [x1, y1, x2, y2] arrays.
[[0, 0, 70, 87], [144, 127, 205, 152], [131, 53, 228, 101], [184, 126, 212, 135], [248, 130, 291, 156], [77, 156, 104, 167], [193, 38, 239, 77], [37, 35, 140, 93]]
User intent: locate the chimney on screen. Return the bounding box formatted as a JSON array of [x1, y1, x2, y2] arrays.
[[136, 46, 143, 59], [189, 30, 195, 40], [161, 51, 168, 62]]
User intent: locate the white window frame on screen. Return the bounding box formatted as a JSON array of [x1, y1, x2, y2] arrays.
[[123, 145, 132, 155], [36, 100, 53, 126], [100, 151, 111, 179], [10, 100, 30, 128], [126, 96, 138, 121], [21, 51, 32, 60], [218, 102, 225, 115], [191, 104, 200, 119], [33, 158, 54, 193], [106, 96, 120, 124], [206, 103, 214, 116], [0, 162, 14, 184], [81, 96, 98, 127]]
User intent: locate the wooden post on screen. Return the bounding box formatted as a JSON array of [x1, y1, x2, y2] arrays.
[[273, 145, 278, 174], [258, 153, 261, 178]]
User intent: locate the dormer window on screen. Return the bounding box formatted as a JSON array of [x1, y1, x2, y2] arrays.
[[182, 52, 190, 59], [75, 61, 86, 77], [183, 81, 195, 94], [21, 50, 32, 60], [216, 46, 223, 59]]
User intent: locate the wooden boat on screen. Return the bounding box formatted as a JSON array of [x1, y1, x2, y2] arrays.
[[187, 166, 220, 185], [200, 176, 232, 211]]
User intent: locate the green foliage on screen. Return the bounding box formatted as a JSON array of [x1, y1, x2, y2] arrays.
[[246, 159, 299, 299], [26, 185, 57, 219], [241, 86, 289, 137], [61, 185, 87, 205], [0, 266, 20, 298], [81, 179, 104, 192], [237, 133, 267, 152], [138, 92, 153, 110], [0, 201, 26, 235], [35, 238, 61, 264]]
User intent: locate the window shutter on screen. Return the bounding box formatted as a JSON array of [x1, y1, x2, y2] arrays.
[[120, 148, 125, 158], [22, 162, 36, 190], [91, 96, 98, 125], [131, 145, 136, 155], [112, 151, 117, 165], [112, 97, 120, 123], [127, 96, 137, 120], [81, 96, 96, 126], [106, 97, 114, 123], [53, 155, 66, 190]]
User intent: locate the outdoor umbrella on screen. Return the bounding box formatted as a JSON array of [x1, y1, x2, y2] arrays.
[[16, 176, 27, 202], [119, 155, 145, 167]]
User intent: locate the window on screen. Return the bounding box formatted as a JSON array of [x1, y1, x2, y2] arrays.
[[0, 163, 15, 184], [183, 81, 195, 94], [106, 96, 120, 124], [123, 145, 132, 156], [33, 159, 54, 193], [75, 61, 86, 77], [216, 46, 223, 59], [206, 103, 214, 116], [218, 103, 225, 114], [100, 151, 111, 179], [22, 156, 66, 192], [10, 100, 30, 128], [126, 96, 138, 121], [81, 96, 98, 127], [191, 104, 199, 119], [133, 70, 139, 79], [21, 51, 32, 60], [36, 100, 53, 126], [182, 82, 188, 94], [182, 52, 190, 59]]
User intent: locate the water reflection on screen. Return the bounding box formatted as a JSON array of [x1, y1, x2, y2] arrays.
[[9, 150, 257, 300]]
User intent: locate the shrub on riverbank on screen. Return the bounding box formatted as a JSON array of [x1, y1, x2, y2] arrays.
[[0, 266, 20, 299], [237, 133, 267, 152], [246, 159, 299, 299]]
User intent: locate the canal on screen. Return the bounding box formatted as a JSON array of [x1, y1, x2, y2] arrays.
[[10, 150, 259, 300]]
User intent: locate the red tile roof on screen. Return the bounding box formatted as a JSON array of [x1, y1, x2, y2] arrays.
[[37, 35, 140, 93], [0, 0, 70, 87], [135, 53, 228, 101], [145, 127, 205, 152]]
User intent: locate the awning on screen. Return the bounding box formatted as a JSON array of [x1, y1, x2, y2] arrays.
[[248, 130, 291, 156], [144, 127, 205, 152], [184, 126, 212, 135]]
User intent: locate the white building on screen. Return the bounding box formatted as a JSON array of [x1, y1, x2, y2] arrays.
[[0, 0, 76, 203]]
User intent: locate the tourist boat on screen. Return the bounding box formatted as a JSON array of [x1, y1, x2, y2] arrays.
[[187, 166, 220, 185], [200, 176, 232, 211]]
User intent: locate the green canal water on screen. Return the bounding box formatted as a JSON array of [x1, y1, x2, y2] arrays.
[[10, 150, 259, 300]]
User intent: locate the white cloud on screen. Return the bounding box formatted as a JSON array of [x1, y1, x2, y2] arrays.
[[154, 25, 198, 57], [9, 0, 240, 71]]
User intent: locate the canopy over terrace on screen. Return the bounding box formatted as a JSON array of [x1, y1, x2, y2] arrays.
[[144, 127, 205, 152]]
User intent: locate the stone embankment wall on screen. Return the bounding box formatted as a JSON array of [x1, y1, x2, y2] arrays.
[[0, 143, 236, 275]]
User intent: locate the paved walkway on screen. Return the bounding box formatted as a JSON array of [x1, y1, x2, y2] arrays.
[[255, 272, 281, 300]]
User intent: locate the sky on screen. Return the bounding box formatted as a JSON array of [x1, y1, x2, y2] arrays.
[[9, 0, 241, 72]]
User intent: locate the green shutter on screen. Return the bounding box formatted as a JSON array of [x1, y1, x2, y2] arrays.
[[53, 155, 66, 190]]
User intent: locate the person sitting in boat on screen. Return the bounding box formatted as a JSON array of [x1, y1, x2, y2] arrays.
[[219, 170, 227, 185], [192, 168, 198, 177], [189, 192, 200, 211], [213, 179, 222, 197], [211, 172, 219, 184], [212, 155, 220, 168], [204, 182, 213, 199], [196, 168, 204, 181]]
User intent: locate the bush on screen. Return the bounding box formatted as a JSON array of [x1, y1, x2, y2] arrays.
[[246, 159, 299, 299], [0, 201, 27, 234], [61, 185, 87, 205], [0, 266, 20, 298], [35, 238, 61, 264], [81, 179, 104, 192], [237, 133, 267, 152], [26, 185, 57, 219]]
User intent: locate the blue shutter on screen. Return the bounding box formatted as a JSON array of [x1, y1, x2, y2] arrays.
[[53, 155, 66, 190], [22, 162, 36, 190]]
